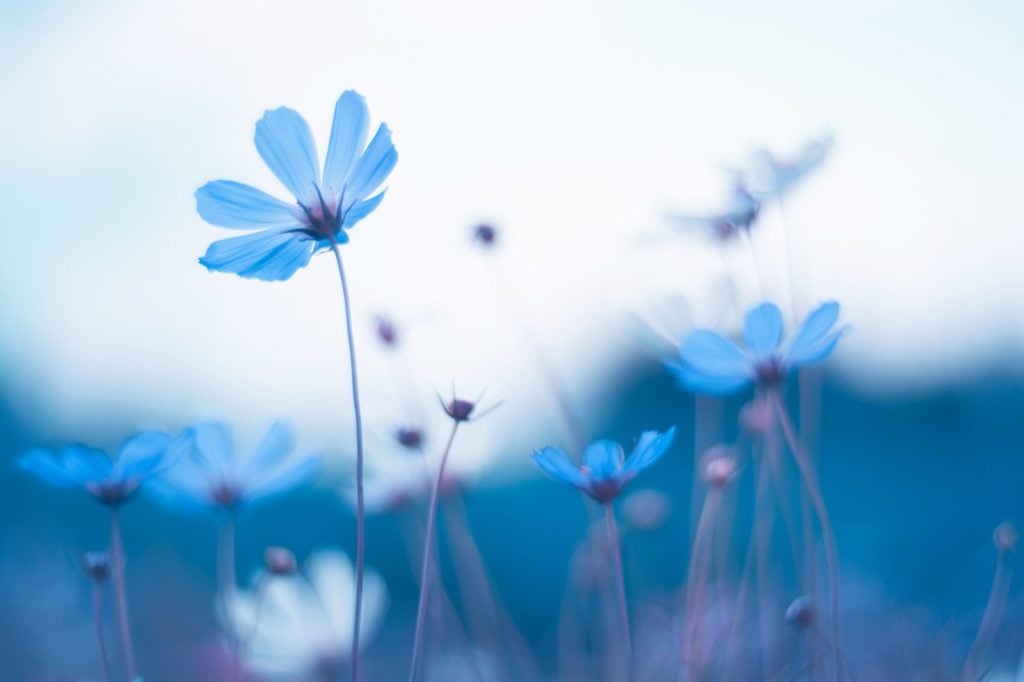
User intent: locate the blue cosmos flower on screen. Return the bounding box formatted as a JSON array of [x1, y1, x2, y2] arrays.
[[743, 133, 834, 200], [19, 431, 176, 506], [196, 90, 397, 281], [667, 183, 761, 241], [532, 428, 676, 503], [668, 301, 847, 396], [148, 421, 321, 514]]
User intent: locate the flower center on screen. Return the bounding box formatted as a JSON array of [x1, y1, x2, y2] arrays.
[[755, 357, 784, 385], [298, 185, 342, 239]]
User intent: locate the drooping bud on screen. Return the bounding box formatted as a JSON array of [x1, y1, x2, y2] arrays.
[[82, 551, 112, 582], [994, 522, 1019, 554], [263, 547, 297, 576], [785, 595, 815, 629]]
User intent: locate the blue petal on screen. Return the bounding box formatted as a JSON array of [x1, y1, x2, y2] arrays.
[[667, 361, 753, 396], [246, 454, 322, 504], [146, 460, 212, 515], [583, 440, 624, 480], [341, 191, 386, 230], [532, 447, 586, 488], [200, 228, 316, 281], [115, 431, 171, 481], [322, 91, 370, 201], [19, 449, 81, 488], [60, 445, 114, 482], [254, 107, 321, 204], [245, 422, 295, 482], [191, 421, 235, 478], [782, 301, 845, 368], [743, 303, 784, 361], [344, 124, 397, 206], [622, 427, 676, 475], [195, 181, 302, 230]]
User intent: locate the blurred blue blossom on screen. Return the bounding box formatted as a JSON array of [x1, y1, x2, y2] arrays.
[[19, 431, 176, 506], [666, 183, 760, 241], [740, 133, 834, 200], [196, 90, 397, 281], [532, 428, 676, 503], [668, 301, 846, 395], [148, 421, 321, 514]]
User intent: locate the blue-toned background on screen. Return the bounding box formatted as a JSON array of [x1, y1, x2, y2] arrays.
[[2, 1, 1023, 679]]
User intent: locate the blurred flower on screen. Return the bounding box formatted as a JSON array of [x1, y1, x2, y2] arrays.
[[785, 595, 816, 629], [223, 549, 388, 678], [148, 421, 321, 514], [741, 133, 834, 200], [532, 429, 676, 503], [263, 547, 297, 577], [668, 301, 846, 396], [373, 314, 400, 348], [621, 489, 672, 531], [666, 183, 760, 242], [80, 551, 112, 583], [472, 223, 498, 247], [699, 445, 740, 488], [19, 431, 176, 506], [994, 521, 1019, 554], [196, 90, 397, 281]]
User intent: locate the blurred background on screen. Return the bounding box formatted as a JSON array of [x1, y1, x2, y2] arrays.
[[1, 0, 1022, 679]]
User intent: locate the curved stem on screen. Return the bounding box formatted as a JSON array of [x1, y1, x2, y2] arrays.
[[769, 390, 844, 681], [960, 550, 1013, 682], [92, 582, 113, 682], [604, 503, 635, 682], [408, 421, 461, 682], [327, 239, 367, 682], [110, 508, 137, 680]]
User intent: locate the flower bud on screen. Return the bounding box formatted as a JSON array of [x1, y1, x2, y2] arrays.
[[700, 445, 739, 488], [621, 490, 672, 531], [83, 551, 111, 582], [472, 224, 497, 248], [374, 315, 399, 348], [785, 595, 815, 629], [393, 426, 425, 451], [994, 522, 1019, 554], [444, 398, 476, 423], [739, 398, 773, 434], [264, 547, 297, 576]]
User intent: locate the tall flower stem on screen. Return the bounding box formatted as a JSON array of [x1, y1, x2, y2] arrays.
[[408, 421, 461, 682], [769, 390, 843, 681], [604, 503, 635, 682], [218, 515, 240, 681], [109, 508, 137, 680], [328, 238, 367, 682], [960, 547, 1014, 682], [684, 488, 721, 671], [92, 581, 113, 682]]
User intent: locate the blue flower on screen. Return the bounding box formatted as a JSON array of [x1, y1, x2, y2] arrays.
[[668, 301, 846, 396], [667, 183, 760, 241], [148, 421, 321, 514], [743, 133, 833, 200], [532, 428, 676, 503], [19, 431, 176, 506], [196, 91, 397, 281]]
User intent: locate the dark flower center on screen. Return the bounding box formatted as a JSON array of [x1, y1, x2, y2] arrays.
[[393, 427, 424, 450], [86, 479, 138, 507], [211, 481, 241, 508], [755, 357, 784, 385], [298, 185, 343, 239]]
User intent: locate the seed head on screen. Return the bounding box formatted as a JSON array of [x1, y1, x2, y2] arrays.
[[264, 547, 297, 576]]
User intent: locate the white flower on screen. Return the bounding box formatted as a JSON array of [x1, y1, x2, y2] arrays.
[[223, 548, 388, 678]]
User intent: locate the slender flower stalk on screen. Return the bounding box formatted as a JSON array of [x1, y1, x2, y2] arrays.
[[604, 503, 635, 682], [109, 509, 137, 681], [408, 420, 461, 682], [218, 515, 241, 681], [92, 580, 113, 682], [960, 522, 1018, 682], [327, 237, 369, 682], [769, 389, 843, 681]]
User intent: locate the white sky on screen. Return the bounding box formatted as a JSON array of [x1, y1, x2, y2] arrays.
[[0, 0, 1022, 463]]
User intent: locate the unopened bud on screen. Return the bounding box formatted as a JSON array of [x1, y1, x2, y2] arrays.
[[393, 426, 425, 451], [264, 547, 297, 576], [621, 490, 672, 531], [785, 595, 815, 629], [994, 522, 1019, 554], [472, 224, 497, 248], [83, 551, 111, 582], [374, 315, 399, 348], [444, 398, 476, 423], [700, 445, 739, 488], [740, 399, 773, 434]]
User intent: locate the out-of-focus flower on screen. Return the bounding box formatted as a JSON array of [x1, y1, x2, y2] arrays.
[[668, 301, 846, 396], [19, 431, 176, 506], [81, 551, 112, 583], [994, 522, 1019, 554], [373, 314, 400, 348], [666, 184, 760, 242], [700, 446, 740, 488], [741, 133, 834, 200], [532, 429, 676, 503], [196, 90, 397, 281], [263, 547, 297, 577], [148, 421, 321, 514], [621, 489, 672, 531], [223, 549, 388, 678], [472, 223, 498, 247]]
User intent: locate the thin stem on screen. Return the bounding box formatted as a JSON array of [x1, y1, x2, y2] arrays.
[[604, 503, 635, 682], [109, 508, 137, 681], [328, 239, 367, 682], [960, 550, 1014, 682], [408, 421, 461, 682], [770, 390, 844, 681], [684, 489, 721, 673], [92, 582, 113, 682], [218, 516, 240, 682]]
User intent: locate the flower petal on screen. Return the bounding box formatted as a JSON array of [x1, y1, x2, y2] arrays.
[[322, 91, 370, 201], [115, 430, 171, 481], [60, 445, 114, 483], [583, 440, 625, 480], [245, 422, 296, 481], [667, 361, 752, 396], [191, 421, 235, 478], [531, 447, 586, 489], [743, 303, 784, 361], [671, 329, 754, 395], [18, 449, 80, 488], [782, 301, 845, 368], [195, 181, 302, 230], [200, 228, 317, 281], [246, 455, 322, 504], [341, 191, 386, 230], [622, 428, 676, 475], [343, 123, 397, 206], [254, 107, 321, 204]]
